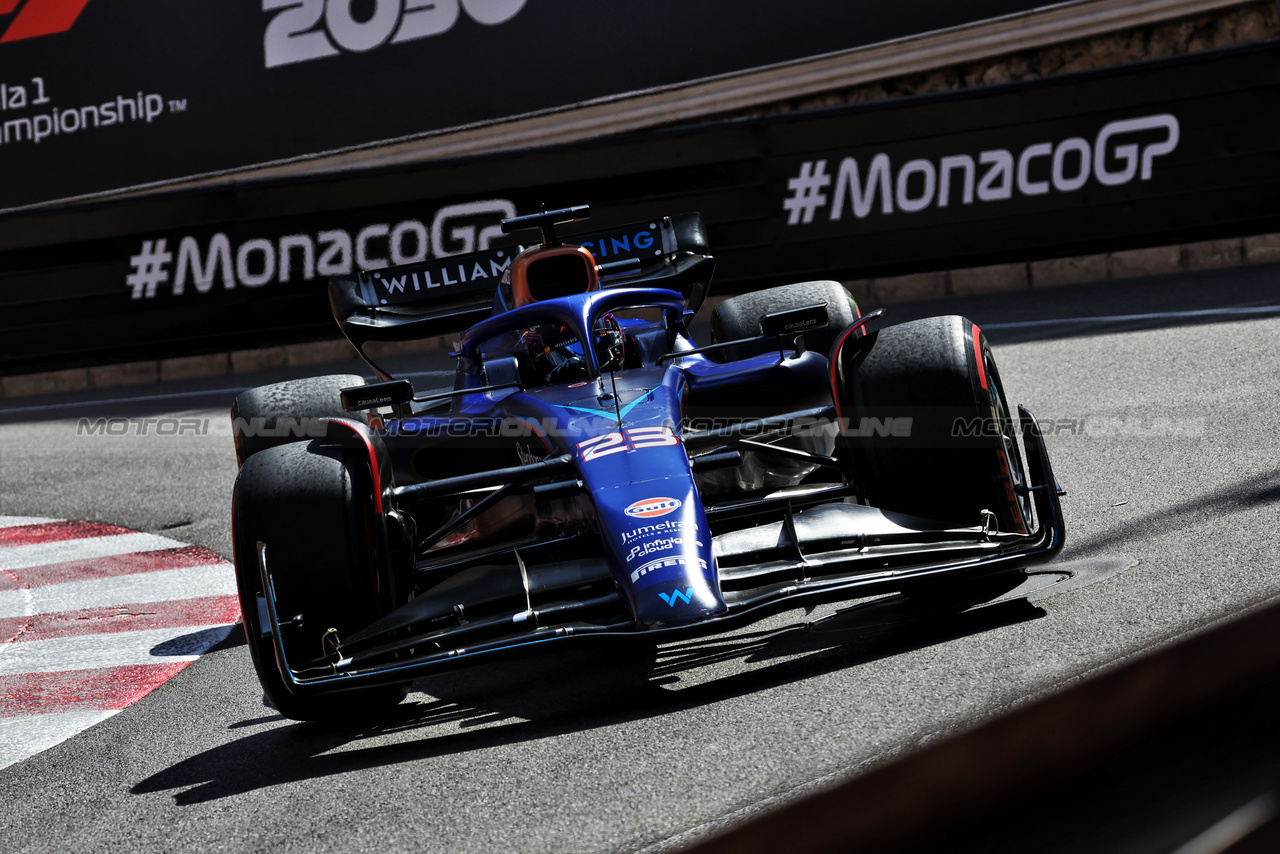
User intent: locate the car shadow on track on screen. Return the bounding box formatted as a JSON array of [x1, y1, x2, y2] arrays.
[[1065, 469, 1280, 561], [130, 593, 1045, 805]]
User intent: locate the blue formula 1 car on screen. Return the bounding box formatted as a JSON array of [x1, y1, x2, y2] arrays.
[[230, 205, 1064, 721]]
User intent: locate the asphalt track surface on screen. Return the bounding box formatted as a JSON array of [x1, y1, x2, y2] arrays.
[[2, 263, 1280, 853]]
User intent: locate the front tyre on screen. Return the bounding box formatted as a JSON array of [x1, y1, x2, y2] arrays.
[[232, 440, 407, 721], [833, 315, 1030, 532]]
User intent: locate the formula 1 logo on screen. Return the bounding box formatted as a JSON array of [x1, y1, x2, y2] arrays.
[[624, 497, 681, 519], [1, 0, 92, 44], [264, 0, 528, 68]]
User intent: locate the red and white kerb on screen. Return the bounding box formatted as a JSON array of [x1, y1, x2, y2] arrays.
[[0, 517, 239, 770]]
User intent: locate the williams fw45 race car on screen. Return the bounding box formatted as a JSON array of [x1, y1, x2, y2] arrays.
[[230, 205, 1065, 721]]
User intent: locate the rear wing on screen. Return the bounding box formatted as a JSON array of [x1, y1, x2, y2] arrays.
[[328, 212, 714, 367]]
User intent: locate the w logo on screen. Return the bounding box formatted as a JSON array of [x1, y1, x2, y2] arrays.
[[1, 0, 92, 44], [659, 588, 693, 607]]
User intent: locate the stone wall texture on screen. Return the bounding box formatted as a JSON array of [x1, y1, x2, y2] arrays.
[[737, 1, 1279, 119], [843, 234, 1280, 304]]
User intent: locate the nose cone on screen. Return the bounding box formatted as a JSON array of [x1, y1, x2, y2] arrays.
[[598, 481, 725, 628]]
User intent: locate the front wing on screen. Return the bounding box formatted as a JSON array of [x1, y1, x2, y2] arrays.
[[256, 407, 1065, 697]]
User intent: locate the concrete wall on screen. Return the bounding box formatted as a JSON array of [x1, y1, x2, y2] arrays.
[[727, 1, 1279, 119]]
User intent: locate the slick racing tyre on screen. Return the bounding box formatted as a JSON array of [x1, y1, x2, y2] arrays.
[[231, 374, 366, 465], [232, 440, 407, 722], [710, 280, 860, 362], [832, 315, 1030, 533]]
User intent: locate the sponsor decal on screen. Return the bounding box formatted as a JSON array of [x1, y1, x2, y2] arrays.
[[369, 251, 514, 299], [263, 0, 530, 69], [625, 535, 700, 564], [629, 555, 705, 584], [782, 114, 1180, 226], [621, 520, 701, 563], [514, 442, 542, 465], [620, 518, 690, 546], [659, 587, 694, 607], [0, 0, 92, 45], [624, 497, 682, 519], [126, 198, 515, 299], [576, 225, 662, 260]]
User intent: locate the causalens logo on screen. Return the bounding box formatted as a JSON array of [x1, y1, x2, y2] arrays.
[[782, 114, 1180, 226], [0, 0, 92, 44], [264, 0, 529, 68]]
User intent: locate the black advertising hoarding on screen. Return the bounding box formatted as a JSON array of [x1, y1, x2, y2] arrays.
[[2, 41, 1279, 374], [0, 0, 1057, 211]]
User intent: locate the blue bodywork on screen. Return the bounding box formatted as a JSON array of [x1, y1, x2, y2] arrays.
[[381, 287, 832, 629]]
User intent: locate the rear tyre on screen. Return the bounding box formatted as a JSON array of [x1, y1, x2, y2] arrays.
[[232, 440, 407, 721], [231, 374, 366, 464], [710, 281, 860, 362], [833, 315, 1029, 532]]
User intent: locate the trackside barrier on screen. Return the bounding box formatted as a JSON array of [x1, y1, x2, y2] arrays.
[[681, 596, 1280, 853], [1, 41, 1278, 379]]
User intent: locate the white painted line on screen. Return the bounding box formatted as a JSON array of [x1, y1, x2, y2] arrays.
[[0, 562, 236, 619], [0, 710, 119, 771], [0, 517, 59, 529], [0, 624, 234, 676], [983, 304, 1280, 330], [0, 532, 188, 572], [1170, 793, 1278, 854], [0, 387, 251, 416], [0, 370, 456, 415]]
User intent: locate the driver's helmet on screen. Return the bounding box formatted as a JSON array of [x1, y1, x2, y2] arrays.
[[503, 244, 629, 378], [511, 244, 600, 308]]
